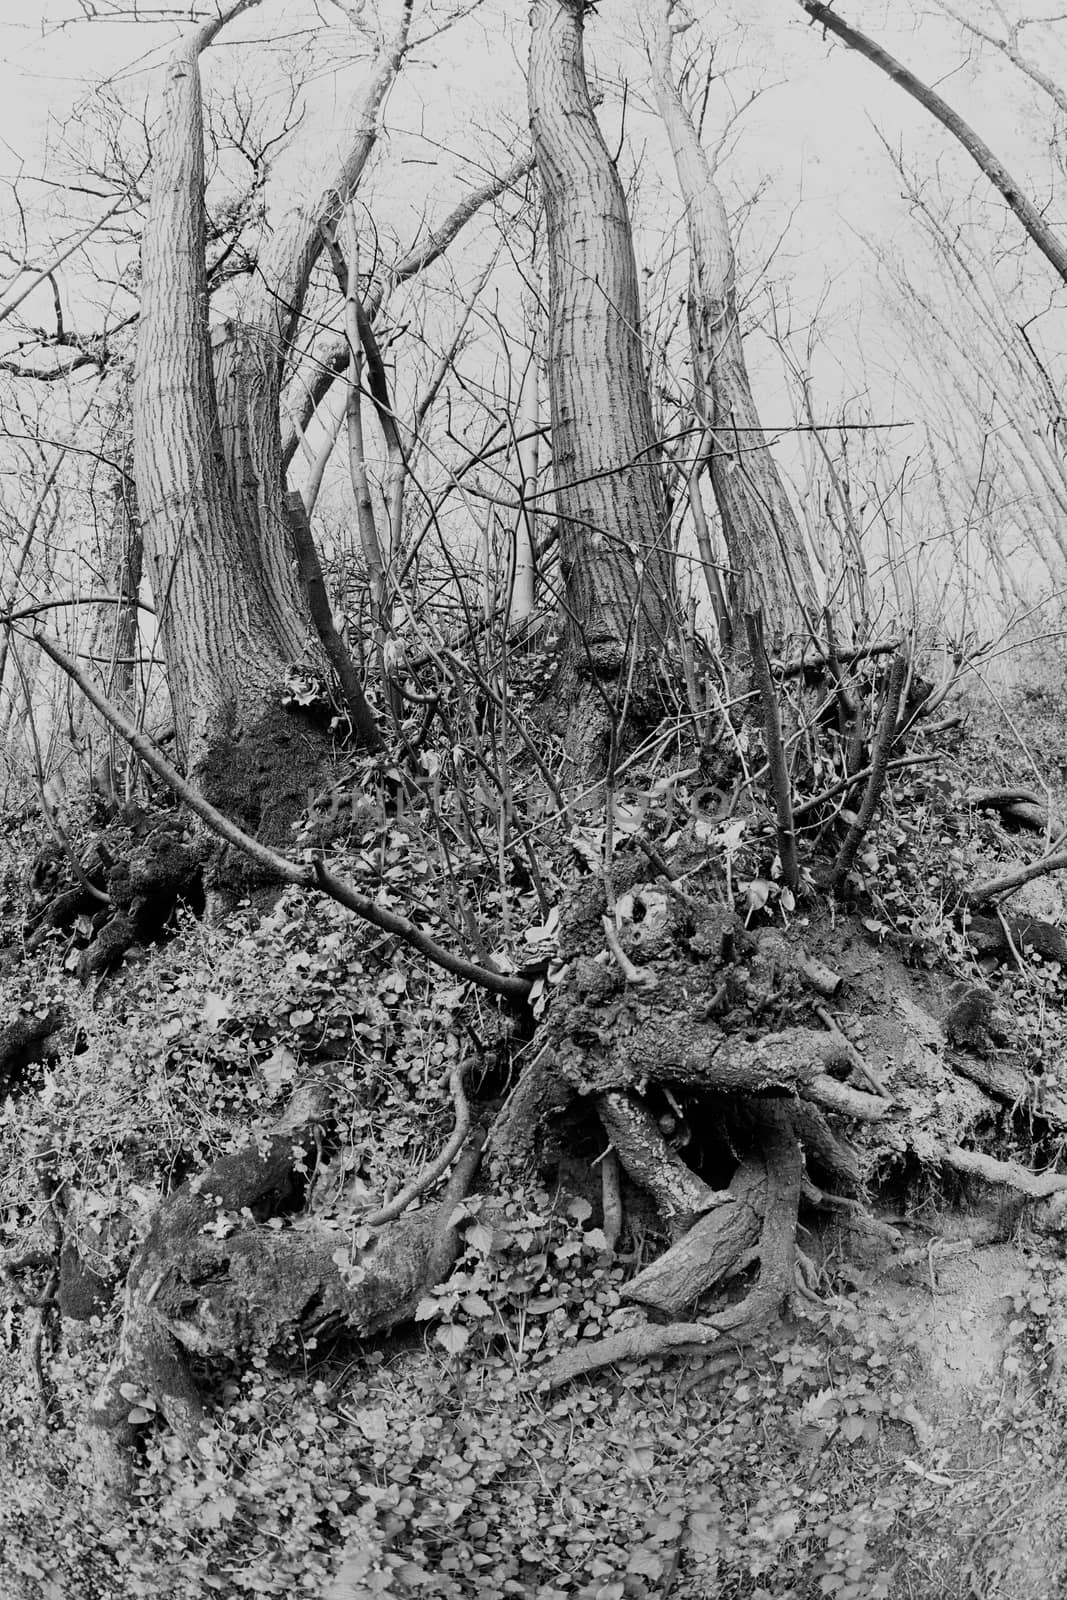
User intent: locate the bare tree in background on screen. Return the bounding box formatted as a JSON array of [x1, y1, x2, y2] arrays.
[[649, 0, 818, 651], [528, 0, 676, 775]]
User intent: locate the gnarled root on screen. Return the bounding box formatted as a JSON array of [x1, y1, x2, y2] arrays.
[[80, 1085, 484, 1501], [595, 1090, 716, 1231], [532, 1110, 803, 1390], [623, 1160, 766, 1316]]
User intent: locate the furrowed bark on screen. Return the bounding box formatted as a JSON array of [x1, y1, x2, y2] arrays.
[[650, 0, 817, 648], [529, 0, 675, 682], [596, 1090, 717, 1227], [799, 0, 1067, 289], [132, 2, 309, 771]]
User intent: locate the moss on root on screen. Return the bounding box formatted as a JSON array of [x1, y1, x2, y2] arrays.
[[198, 705, 335, 906]]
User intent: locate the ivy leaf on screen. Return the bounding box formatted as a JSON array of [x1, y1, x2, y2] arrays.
[[202, 992, 232, 1028], [353, 1407, 389, 1441], [261, 1044, 298, 1093], [435, 1323, 470, 1356]]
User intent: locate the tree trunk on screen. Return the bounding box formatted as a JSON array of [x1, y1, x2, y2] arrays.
[[133, 3, 304, 781], [78, 446, 144, 805], [207, 0, 414, 668], [510, 344, 540, 627], [650, 0, 817, 651], [133, 1, 411, 843], [528, 0, 675, 700]]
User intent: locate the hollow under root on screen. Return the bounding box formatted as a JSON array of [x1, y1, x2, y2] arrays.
[[530, 1108, 803, 1390]]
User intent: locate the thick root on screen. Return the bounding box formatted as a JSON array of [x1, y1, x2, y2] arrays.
[[532, 1112, 802, 1390], [623, 1159, 766, 1315], [559, 1003, 889, 1120], [80, 1087, 484, 1501], [596, 1090, 717, 1229]]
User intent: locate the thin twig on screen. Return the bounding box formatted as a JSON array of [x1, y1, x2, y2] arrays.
[[813, 1003, 890, 1098], [632, 835, 701, 910], [831, 652, 908, 888], [360, 1059, 471, 1225], [775, 638, 901, 679], [793, 752, 938, 823]]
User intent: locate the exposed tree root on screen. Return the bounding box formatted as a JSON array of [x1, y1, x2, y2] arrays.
[[790, 1102, 863, 1193], [942, 1146, 1067, 1201], [969, 849, 1067, 906], [965, 786, 1061, 837], [962, 910, 1067, 967], [623, 1160, 766, 1315], [491, 1054, 574, 1165], [80, 1087, 485, 1501], [950, 1050, 1067, 1131], [596, 1090, 716, 1229], [360, 1058, 472, 1225], [531, 1113, 802, 1390], [559, 998, 890, 1120], [599, 1148, 623, 1253], [0, 1011, 64, 1093], [77, 818, 203, 979]]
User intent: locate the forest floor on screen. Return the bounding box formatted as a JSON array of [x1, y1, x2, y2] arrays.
[[4, 646, 1067, 1599]]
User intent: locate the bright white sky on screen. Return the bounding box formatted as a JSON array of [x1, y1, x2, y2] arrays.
[[0, 2, 1060, 339], [1, 0, 1067, 625]]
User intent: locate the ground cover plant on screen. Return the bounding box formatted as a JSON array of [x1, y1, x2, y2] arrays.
[[6, 639, 1067, 1597], [4, 1, 1067, 1595]]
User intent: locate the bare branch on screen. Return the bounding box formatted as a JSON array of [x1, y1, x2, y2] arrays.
[[799, 0, 1067, 286], [30, 629, 532, 1004]]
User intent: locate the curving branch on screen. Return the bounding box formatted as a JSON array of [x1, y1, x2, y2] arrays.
[[798, 0, 1067, 287], [31, 628, 532, 1004], [281, 150, 535, 470], [968, 847, 1067, 906], [361, 1059, 473, 1225]]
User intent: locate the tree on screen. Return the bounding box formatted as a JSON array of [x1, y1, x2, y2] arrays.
[[528, 0, 676, 774], [798, 0, 1067, 286], [649, 0, 817, 650], [6, 0, 1067, 1583], [132, 0, 413, 801]]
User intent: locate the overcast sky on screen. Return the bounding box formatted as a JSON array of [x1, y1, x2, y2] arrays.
[[2, 0, 1066, 624]]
